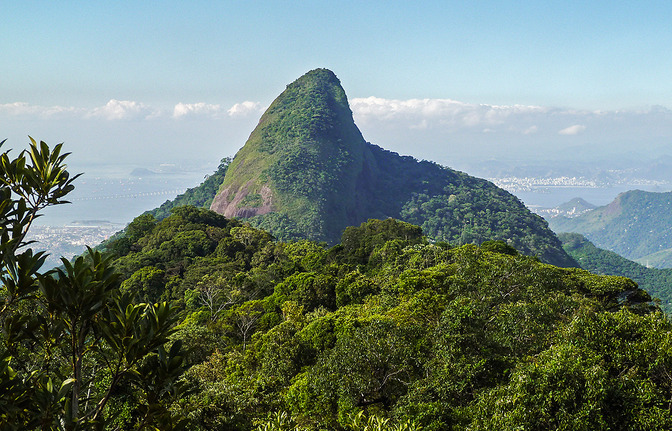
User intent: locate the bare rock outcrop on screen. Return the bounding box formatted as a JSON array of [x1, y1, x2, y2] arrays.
[[210, 181, 274, 218]]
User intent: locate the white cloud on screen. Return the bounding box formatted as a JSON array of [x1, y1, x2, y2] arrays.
[[558, 124, 586, 135], [350, 97, 548, 130], [227, 101, 263, 117], [409, 119, 428, 130], [88, 100, 157, 120], [0, 99, 267, 122], [351, 97, 469, 120], [173, 102, 223, 118]]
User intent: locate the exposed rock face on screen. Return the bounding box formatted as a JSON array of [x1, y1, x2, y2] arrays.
[[210, 182, 273, 218]]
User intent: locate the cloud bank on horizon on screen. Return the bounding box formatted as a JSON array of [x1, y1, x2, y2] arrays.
[[349, 98, 672, 166], [2, 96, 671, 169], [0, 100, 266, 121], [5, 96, 671, 134]]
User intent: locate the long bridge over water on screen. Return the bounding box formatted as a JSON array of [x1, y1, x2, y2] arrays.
[[70, 189, 187, 201]]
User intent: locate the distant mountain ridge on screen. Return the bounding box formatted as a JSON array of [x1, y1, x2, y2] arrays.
[[548, 189, 672, 262], [152, 68, 575, 267]]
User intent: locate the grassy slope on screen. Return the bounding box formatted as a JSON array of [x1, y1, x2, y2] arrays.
[[635, 248, 672, 269]]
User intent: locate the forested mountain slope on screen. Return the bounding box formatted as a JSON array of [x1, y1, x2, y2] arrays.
[[99, 208, 672, 430], [153, 68, 575, 267], [148, 157, 231, 220], [549, 189, 672, 261]]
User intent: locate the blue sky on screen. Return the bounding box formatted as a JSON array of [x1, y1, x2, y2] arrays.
[[2, 1, 672, 169]]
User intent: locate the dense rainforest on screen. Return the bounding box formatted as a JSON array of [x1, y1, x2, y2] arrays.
[[101, 206, 672, 430], [4, 139, 672, 429]]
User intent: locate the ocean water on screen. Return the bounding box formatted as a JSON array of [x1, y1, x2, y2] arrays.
[[35, 167, 209, 227]]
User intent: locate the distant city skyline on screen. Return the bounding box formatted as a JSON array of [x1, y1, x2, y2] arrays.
[[2, 1, 672, 170]]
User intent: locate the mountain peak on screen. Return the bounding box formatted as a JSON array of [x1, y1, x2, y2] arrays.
[[209, 69, 369, 241], [203, 70, 575, 266], [265, 67, 353, 137], [291, 68, 341, 85]]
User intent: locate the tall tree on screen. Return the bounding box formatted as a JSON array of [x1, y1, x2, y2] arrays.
[[0, 138, 185, 430]]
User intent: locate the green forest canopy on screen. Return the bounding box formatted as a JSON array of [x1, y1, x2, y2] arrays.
[[4, 138, 672, 430], [560, 232, 672, 313], [100, 207, 672, 430]]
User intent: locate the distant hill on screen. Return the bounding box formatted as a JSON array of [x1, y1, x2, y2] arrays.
[[151, 69, 575, 267], [559, 232, 672, 312], [555, 197, 596, 216], [130, 168, 158, 177], [549, 189, 672, 260], [536, 197, 596, 220]]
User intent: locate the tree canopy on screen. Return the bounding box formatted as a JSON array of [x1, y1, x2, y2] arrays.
[[5, 138, 672, 430], [103, 211, 669, 430]]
